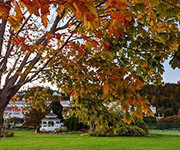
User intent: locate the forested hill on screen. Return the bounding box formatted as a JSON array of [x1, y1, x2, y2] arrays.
[[141, 83, 180, 116]]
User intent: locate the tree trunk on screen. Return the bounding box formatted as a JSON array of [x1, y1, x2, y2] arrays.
[[0, 106, 5, 137], [0, 87, 20, 137]]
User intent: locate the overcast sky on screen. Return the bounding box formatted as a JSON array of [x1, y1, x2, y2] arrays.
[[163, 60, 180, 83]]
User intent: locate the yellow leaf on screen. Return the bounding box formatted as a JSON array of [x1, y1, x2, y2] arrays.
[[8, 15, 20, 32]]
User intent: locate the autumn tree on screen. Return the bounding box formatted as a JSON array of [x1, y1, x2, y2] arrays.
[[0, 0, 180, 135]]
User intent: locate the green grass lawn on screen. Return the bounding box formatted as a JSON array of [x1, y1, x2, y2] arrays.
[[0, 130, 180, 150]]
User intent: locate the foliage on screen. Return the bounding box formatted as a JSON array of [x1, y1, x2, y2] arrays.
[[56, 127, 68, 132], [46, 0, 180, 130], [1, 0, 180, 134], [64, 116, 88, 131], [141, 83, 180, 116], [7, 117, 24, 124], [0, 130, 14, 137], [118, 125, 146, 137], [22, 86, 57, 112], [158, 115, 180, 123], [131, 119, 149, 135], [49, 100, 63, 119], [163, 108, 174, 117], [23, 108, 49, 129], [89, 125, 146, 137], [143, 116, 157, 123]]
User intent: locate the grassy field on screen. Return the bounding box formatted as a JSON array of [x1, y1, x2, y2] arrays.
[[0, 130, 180, 150]]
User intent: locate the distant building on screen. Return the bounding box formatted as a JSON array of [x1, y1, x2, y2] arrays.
[[3, 91, 71, 119], [150, 105, 156, 114], [4, 101, 29, 119]]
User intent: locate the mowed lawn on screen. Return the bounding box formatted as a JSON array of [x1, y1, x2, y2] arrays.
[[0, 130, 180, 150]]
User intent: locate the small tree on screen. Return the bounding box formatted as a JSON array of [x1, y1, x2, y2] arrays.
[[24, 108, 49, 129], [49, 100, 63, 120]]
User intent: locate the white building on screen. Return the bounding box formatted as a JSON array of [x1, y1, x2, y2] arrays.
[[40, 110, 62, 131], [4, 99, 70, 119], [4, 101, 29, 119]]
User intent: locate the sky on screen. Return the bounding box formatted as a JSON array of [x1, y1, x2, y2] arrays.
[[163, 60, 180, 83]]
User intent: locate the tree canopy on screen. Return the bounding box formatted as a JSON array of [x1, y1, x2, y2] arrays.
[[0, 0, 180, 133]]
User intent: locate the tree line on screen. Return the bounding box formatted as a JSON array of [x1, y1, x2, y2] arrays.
[[141, 82, 180, 117]]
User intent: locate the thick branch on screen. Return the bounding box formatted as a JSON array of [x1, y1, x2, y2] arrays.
[[162, 0, 180, 9], [0, 19, 7, 56]]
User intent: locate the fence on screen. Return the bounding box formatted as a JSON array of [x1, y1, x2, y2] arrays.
[[147, 123, 180, 131]]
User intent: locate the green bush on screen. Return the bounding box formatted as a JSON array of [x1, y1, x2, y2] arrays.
[[131, 119, 149, 135], [88, 129, 115, 137], [1, 130, 14, 137], [64, 116, 88, 131], [118, 125, 146, 136], [41, 129, 46, 133], [89, 124, 147, 137], [59, 127, 68, 132], [143, 116, 157, 123], [54, 128, 58, 133]]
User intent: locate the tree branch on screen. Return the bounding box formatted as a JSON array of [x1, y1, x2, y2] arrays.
[[162, 0, 180, 9]]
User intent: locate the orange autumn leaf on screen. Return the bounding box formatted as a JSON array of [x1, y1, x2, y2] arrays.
[[0, 3, 10, 19], [13, 1, 24, 23], [135, 79, 144, 90], [111, 12, 128, 23], [21, 43, 34, 52], [103, 41, 111, 51], [111, 75, 121, 80], [20, 0, 40, 16], [41, 14, 48, 28], [58, 97, 64, 101], [135, 106, 143, 119], [14, 106, 19, 113], [103, 83, 109, 96], [129, 84, 136, 93], [70, 42, 78, 50]]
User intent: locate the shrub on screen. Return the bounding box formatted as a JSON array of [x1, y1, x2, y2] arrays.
[[163, 108, 174, 117], [64, 116, 88, 131], [59, 127, 68, 132], [143, 116, 157, 123], [158, 115, 180, 123], [54, 128, 59, 133], [118, 125, 146, 136], [89, 125, 147, 137], [131, 119, 149, 135], [1, 130, 14, 137], [41, 129, 47, 133]]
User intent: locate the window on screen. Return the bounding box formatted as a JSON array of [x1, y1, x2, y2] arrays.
[[48, 121, 54, 127]]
